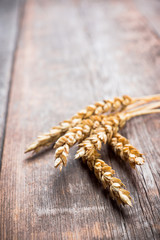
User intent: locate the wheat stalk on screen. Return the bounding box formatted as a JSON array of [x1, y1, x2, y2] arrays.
[[82, 150, 132, 206], [25, 96, 132, 153], [110, 133, 144, 168]]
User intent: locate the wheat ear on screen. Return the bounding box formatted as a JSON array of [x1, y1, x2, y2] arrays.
[[110, 133, 144, 168], [25, 96, 132, 153], [82, 150, 132, 206]]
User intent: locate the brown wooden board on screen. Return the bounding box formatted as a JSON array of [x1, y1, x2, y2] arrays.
[[0, 0, 160, 239], [0, 0, 23, 167]]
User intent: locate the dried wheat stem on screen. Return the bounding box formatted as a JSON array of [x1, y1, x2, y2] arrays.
[[25, 96, 132, 153], [133, 94, 160, 103], [82, 150, 132, 206], [124, 101, 160, 116], [125, 108, 160, 120], [110, 133, 144, 168]]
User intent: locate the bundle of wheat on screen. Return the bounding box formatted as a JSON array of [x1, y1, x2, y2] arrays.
[[25, 94, 160, 206]]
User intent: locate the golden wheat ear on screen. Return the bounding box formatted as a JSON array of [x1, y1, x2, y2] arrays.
[[24, 122, 70, 153], [25, 96, 133, 154], [110, 133, 144, 168], [81, 150, 132, 206]]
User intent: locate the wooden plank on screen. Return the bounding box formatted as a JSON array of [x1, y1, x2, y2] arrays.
[[0, 0, 23, 167], [0, 0, 160, 239], [133, 0, 160, 36]]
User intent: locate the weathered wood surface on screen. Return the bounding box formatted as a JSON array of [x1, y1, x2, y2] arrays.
[[0, 0, 160, 239], [133, 0, 160, 36], [0, 0, 23, 167]]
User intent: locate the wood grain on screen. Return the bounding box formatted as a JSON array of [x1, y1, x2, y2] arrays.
[[0, 0, 23, 167], [0, 0, 160, 239]]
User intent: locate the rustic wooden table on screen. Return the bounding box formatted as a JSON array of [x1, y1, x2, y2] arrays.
[[0, 0, 160, 239]]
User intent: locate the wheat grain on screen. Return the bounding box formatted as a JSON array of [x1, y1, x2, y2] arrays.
[[110, 133, 144, 168]]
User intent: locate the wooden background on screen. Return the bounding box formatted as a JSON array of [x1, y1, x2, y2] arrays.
[[0, 0, 160, 239]]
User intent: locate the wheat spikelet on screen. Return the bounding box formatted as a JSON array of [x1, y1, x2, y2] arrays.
[[110, 133, 144, 168], [54, 144, 69, 171], [82, 150, 132, 206], [25, 96, 132, 153]]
